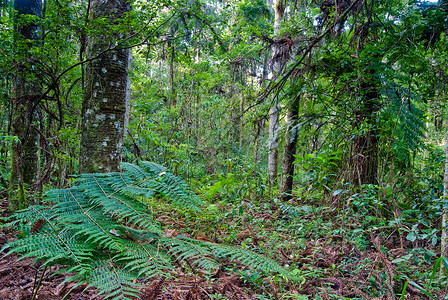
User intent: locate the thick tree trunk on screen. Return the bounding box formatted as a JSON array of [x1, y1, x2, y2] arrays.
[[79, 0, 131, 173], [351, 70, 379, 186], [352, 125, 378, 185], [280, 106, 299, 200], [9, 0, 42, 212]]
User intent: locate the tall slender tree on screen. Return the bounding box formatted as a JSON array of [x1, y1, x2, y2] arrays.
[[280, 101, 299, 199], [79, 0, 131, 173], [267, 0, 285, 186], [441, 128, 448, 274], [279, 2, 307, 199], [9, 0, 42, 212]]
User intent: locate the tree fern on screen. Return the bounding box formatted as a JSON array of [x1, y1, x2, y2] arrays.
[[2, 161, 296, 300]]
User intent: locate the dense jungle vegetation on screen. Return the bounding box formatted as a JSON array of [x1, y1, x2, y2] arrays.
[[1, 0, 448, 298]]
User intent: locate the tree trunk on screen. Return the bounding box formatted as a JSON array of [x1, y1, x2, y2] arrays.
[[79, 0, 131, 173], [278, 0, 303, 199], [351, 69, 379, 186], [239, 96, 244, 148], [441, 128, 448, 274], [254, 118, 266, 164], [255, 52, 269, 165], [280, 105, 299, 200], [168, 40, 176, 107], [267, 0, 285, 186], [9, 0, 42, 212], [267, 103, 279, 185]]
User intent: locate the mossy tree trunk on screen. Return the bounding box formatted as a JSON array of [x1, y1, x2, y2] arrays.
[[267, 104, 279, 186], [79, 0, 131, 173], [9, 0, 42, 212], [255, 52, 269, 166], [168, 40, 176, 108], [267, 0, 285, 187], [254, 118, 266, 165], [351, 67, 380, 186], [280, 103, 299, 200]]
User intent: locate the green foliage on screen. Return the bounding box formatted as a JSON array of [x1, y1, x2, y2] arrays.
[[1, 0, 448, 297], [293, 147, 343, 193], [379, 82, 426, 168], [235, 0, 272, 37], [3, 161, 295, 300], [202, 172, 240, 201]]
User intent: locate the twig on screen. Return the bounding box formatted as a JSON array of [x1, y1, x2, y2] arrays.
[[31, 265, 47, 300]]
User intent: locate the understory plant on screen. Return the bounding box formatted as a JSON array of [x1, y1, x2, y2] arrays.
[[2, 161, 295, 299]]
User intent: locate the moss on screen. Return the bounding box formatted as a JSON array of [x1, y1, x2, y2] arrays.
[[8, 184, 27, 212], [8, 147, 27, 212]]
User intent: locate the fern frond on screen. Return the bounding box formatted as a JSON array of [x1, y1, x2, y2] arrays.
[[117, 240, 172, 277], [51, 187, 126, 252], [51, 188, 94, 218], [4, 205, 93, 266], [5, 161, 295, 300], [380, 82, 426, 167], [7, 231, 93, 265], [78, 174, 161, 232], [140, 161, 192, 194], [205, 241, 294, 278], [122, 162, 203, 210], [160, 237, 221, 271], [138, 161, 168, 175], [88, 260, 142, 300], [9, 205, 53, 229], [162, 237, 295, 279]]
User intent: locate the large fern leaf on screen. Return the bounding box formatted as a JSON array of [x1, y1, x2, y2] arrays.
[[3, 161, 296, 300]]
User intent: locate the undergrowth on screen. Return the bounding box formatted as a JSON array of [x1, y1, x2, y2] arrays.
[[2, 161, 297, 300], [2, 159, 447, 299]]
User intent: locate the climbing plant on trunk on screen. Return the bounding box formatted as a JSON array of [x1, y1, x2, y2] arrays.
[[351, 60, 381, 186], [9, 0, 42, 212]]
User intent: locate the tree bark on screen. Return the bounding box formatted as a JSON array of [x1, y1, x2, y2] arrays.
[[239, 95, 244, 148], [280, 105, 299, 200], [441, 128, 448, 274], [278, 0, 301, 198], [267, 103, 279, 185], [79, 0, 131, 173], [267, 0, 285, 186], [9, 0, 42, 212], [254, 118, 266, 164], [351, 68, 379, 186], [168, 40, 176, 108]]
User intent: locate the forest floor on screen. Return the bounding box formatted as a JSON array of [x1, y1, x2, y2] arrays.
[[0, 194, 445, 299]]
